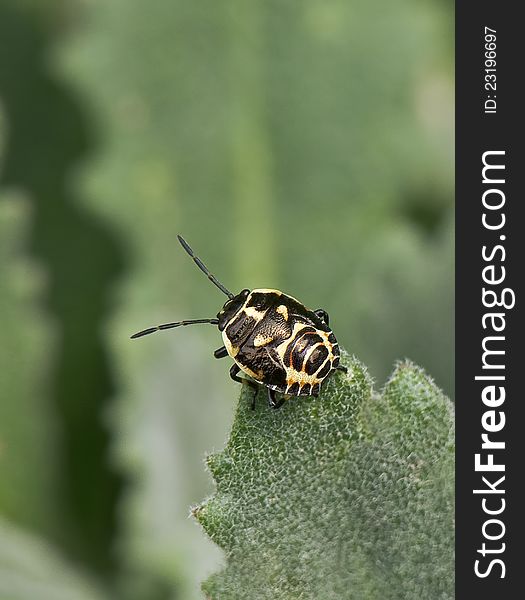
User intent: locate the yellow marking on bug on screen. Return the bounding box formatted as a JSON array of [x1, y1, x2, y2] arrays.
[[284, 367, 320, 387], [237, 362, 264, 382], [251, 288, 282, 296], [243, 306, 267, 321], [254, 333, 273, 347], [276, 304, 289, 320], [222, 333, 239, 358]]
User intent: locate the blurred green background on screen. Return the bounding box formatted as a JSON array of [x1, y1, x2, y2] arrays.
[[0, 0, 453, 598]]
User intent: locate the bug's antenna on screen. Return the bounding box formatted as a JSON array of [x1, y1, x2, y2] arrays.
[[130, 318, 219, 339], [177, 235, 234, 299]]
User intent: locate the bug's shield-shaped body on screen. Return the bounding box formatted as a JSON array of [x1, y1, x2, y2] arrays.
[[220, 289, 340, 397]]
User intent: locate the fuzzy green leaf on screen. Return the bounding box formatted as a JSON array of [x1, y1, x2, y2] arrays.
[[195, 351, 454, 599]]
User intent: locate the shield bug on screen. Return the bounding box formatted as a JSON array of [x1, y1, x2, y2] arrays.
[[131, 235, 346, 409]]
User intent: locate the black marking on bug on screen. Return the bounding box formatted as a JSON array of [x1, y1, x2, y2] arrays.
[[301, 383, 312, 396], [131, 235, 344, 409], [283, 326, 316, 366], [304, 345, 329, 375], [287, 382, 300, 396], [225, 314, 257, 348], [316, 361, 332, 380]]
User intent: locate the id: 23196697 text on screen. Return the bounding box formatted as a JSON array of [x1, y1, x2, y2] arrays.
[[484, 26, 497, 114]]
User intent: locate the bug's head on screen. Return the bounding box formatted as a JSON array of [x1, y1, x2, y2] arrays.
[[217, 289, 250, 330]]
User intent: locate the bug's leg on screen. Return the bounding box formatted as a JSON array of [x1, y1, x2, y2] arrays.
[[268, 388, 285, 410], [229, 364, 258, 409], [229, 363, 244, 384], [335, 365, 347, 373], [314, 309, 329, 326], [214, 346, 228, 359]]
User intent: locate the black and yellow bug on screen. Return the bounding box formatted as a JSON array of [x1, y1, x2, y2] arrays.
[[131, 235, 346, 409]]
